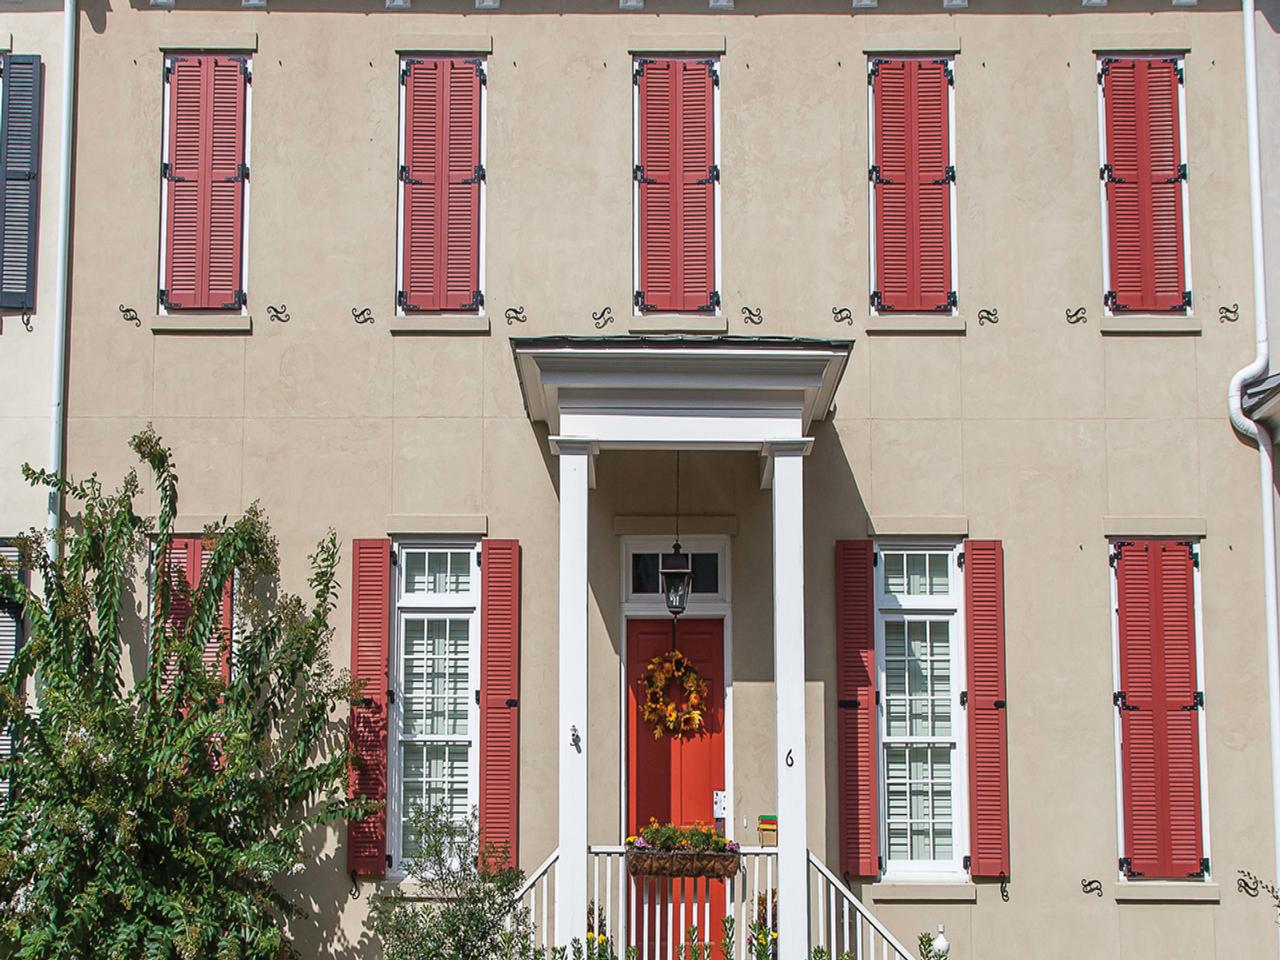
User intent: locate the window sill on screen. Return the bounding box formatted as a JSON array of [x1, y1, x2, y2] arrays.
[[375, 878, 446, 901], [1115, 882, 1219, 904], [870, 882, 977, 903], [864, 316, 966, 336], [150, 314, 252, 334], [628, 315, 729, 335], [1099, 315, 1201, 336], [389, 315, 490, 335]]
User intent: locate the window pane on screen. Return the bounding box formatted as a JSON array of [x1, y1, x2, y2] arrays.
[[911, 823, 931, 859], [632, 553, 659, 595], [401, 742, 471, 857], [885, 621, 906, 657], [906, 554, 928, 594], [448, 551, 471, 593], [934, 825, 953, 859], [885, 660, 907, 697], [884, 553, 906, 594], [889, 826, 910, 861], [691, 553, 719, 594], [882, 744, 956, 865], [402, 618, 470, 738], [405, 551, 427, 594], [909, 698, 930, 736], [933, 698, 951, 737], [886, 699, 908, 736], [428, 552, 448, 592], [908, 621, 928, 660], [928, 553, 949, 594], [404, 549, 472, 596]]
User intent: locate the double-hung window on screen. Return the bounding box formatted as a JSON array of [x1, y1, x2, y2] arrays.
[[0, 541, 22, 803], [868, 57, 957, 315], [388, 542, 481, 865], [0, 54, 42, 311], [159, 54, 251, 312], [1098, 55, 1191, 314], [875, 543, 967, 879], [397, 57, 485, 314], [633, 56, 720, 315]]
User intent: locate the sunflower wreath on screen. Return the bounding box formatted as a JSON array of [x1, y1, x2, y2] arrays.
[[641, 649, 710, 740]]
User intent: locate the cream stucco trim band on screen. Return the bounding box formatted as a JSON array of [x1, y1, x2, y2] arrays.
[[1104, 517, 1207, 538], [865, 316, 966, 336], [612, 515, 739, 537], [863, 34, 961, 55], [627, 316, 730, 335], [628, 35, 726, 55], [396, 35, 494, 55], [1100, 315, 1202, 336], [868, 516, 969, 538], [387, 515, 489, 537], [0, 34, 12, 54], [389, 315, 490, 335], [1092, 34, 1192, 54], [160, 33, 259, 52]]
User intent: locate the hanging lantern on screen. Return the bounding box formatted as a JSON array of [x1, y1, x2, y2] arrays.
[[661, 541, 692, 618]]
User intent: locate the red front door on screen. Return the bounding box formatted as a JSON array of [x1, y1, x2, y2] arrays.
[[628, 618, 726, 955]]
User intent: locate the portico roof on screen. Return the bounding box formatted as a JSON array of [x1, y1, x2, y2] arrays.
[[510, 335, 853, 447]]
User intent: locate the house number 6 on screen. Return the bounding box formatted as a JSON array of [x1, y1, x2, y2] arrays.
[[785, 750, 795, 768]]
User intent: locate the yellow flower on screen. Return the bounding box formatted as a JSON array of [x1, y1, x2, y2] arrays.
[[771, 932, 778, 940]]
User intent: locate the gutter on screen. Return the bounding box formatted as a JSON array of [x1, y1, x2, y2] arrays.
[[1228, 1, 1280, 945], [46, 0, 76, 557]]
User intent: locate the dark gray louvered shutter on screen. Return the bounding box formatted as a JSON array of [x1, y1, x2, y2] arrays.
[[0, 543, 21, 804], [1, 55, 43, 310]]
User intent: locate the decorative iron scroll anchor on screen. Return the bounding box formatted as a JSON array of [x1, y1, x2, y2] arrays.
[[351, 307, 374, 325], [741, 306, 763, 326], [1081, 879, 1103, 897], [266, 303, 290, 323], [831, 306, 854, 326], [1066, 306, 1088, 325], [505, 305, 528, 325], [978, 308, 999, 326], [119, 304, 141, 328], [1220, 303, 1241, 324], [20, 310, 33, 333], [592, 306, 614, 329]]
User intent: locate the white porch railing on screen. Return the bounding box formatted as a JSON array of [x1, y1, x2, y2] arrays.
[[510, 846, 915, 960], [807, 851, 915, 960]]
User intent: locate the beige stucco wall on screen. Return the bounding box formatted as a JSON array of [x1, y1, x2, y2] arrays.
[[0, 1, 64, 537], [60, 1, 1278, 958]]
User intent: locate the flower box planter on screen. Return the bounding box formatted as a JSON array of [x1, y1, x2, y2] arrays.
[[625, 849, 742, 880]]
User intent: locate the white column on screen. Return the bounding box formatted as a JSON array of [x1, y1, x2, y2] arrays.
[[770, 443, 810, 960], [556, 440, 591, 945]]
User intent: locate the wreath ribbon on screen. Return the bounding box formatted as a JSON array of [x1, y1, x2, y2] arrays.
[[640, 649, 710, 740]]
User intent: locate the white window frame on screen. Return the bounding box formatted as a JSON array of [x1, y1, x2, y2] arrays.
[[631, 56, 723, 317], [874, 539, 968, 882], [866, 56, 959, 319], [395, 56, 487, 318], [1096, 54, 1193, 318], [157, 53, 252, 316], [386, 538, 482, 877], [1108, 538, 1211, 884]]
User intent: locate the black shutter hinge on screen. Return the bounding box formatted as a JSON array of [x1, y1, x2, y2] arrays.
[[994, 699, 1007, 709], [960, 691, 968, 708], [1162, 57, 1185, 84], [463, 163, 486, 185], [871, 291, 889, 312], [475, 689, 480, 705], [963, 855, 971, 871], [399, 165, 424, 186], [957, 550, 965, 569], [386, 853, 393, 869], [931, 165, 956, 185], [1100, 164, 1127, 184], [695, 164, 720, 185], [872, 552, 879, 568], [695, 59, 720, 86], [869, 165, 897, 185], [463, 290, 485, 312], [401, 59, 418, 84], [397, 290, 409, 310], [874, 689, 881, 706], [464, 58, 488, 85], [634, 58, 654, 85], [1180, 691, 1205, 711], [1190, 857, 1209, 878], [387, 688, 397, 705], [1181, 290, 1193, 310], [476, 549, 482, 568], [934, 58, 954, 85], [1164, 163, 1188, 184], [223, 162, 249, 183], [940, 290, 958, 311], [837, 698, 861, 709], [700, 290, 722, 314], [159, 288, 169, 309], [1119, 857, 1140, 877], [239, 58, 252, 83], [869, 58, 886, 84], [390, 546, 398, 566], [634, 290, 656, 312], [221, 290, 246, 311], [506, 697, 519, 708], [1104, 290, 1130, 312], [1179, 541, 1200, 568], [1113, 691, 1137, 712], [878, 854, 884, 872], [1098, 58, 1114, 84], [633, 164, 655, 185]]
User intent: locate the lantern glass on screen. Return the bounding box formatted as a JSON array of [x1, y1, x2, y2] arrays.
[[660, 543, 693, 618]]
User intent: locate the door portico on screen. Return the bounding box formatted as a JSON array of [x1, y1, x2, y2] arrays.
[[512, 336, 853, 960]]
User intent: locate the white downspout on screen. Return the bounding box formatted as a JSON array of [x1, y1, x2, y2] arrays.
[[46, 0, 76, 556], [1229, 1, 1280, 946]]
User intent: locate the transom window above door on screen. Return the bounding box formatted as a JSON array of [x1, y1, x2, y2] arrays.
[[623, 538, 728, 605]]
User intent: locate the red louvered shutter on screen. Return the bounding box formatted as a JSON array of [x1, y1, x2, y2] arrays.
[[163, 55, 247, 311], [1104, 58, 1186, 313], [479, 539, 520, 868], [200, 540, 233, 684], [637, 58, 716, 313], [1116, 540, 1204, 880], [402, 58, 481, 313], [965, 540, 1009, 879], [835, 540, 879, 878], [873, 58, 953, 313], [348, 538, 391, 878]]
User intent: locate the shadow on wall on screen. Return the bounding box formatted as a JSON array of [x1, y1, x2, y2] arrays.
[[1264, 0, 1280, 33]]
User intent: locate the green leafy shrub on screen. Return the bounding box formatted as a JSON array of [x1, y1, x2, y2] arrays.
[[0, 429, 363, 959]]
